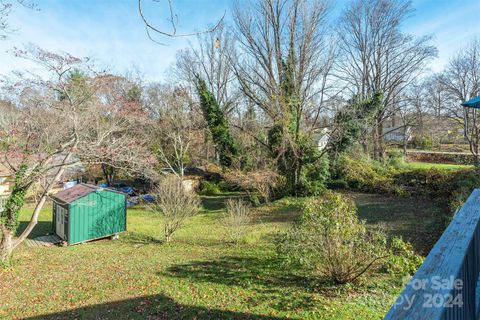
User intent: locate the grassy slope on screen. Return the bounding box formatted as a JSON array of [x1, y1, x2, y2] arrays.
[[0, 193, 443, 319]]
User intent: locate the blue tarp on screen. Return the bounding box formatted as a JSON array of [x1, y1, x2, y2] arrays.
[[462, 96, 480, 108]]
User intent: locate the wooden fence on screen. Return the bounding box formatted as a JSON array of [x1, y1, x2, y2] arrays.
[[385, 189, 480, 319]]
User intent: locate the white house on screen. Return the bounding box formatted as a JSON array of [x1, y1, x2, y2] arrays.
[[383, 126, 412, 142], [314, 128, 331, 151]]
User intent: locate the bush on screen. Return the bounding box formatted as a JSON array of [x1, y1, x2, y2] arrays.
[[332, 154, 399, 194], [409, 136, 434, 150], [150, 175, 201, 242], [384, 237, 424, 276], [386, 149, 406, 168], [223, 198, 252, 244], [276, 191, 387, 284], [199, 180, 222, 195], [298, 154, 330, 196], [224, 170, 284, 203], [327, 179, 349, 190]]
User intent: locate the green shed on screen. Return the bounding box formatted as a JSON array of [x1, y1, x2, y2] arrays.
[[51, 183, 127, 245]]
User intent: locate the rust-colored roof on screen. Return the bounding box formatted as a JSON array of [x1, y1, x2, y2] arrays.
[[52, 183, 102, 204]]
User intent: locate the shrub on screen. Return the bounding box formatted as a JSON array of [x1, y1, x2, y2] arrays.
[[224, 170, 284, 203], [277, 191, 387, 284], [332, 154, 398, 194], [199, 180, 222, 195], [150, 175, 201, 242], [386, 149, 406, 168], [298, 154, 330, 196], [327, 179, 349, 190], [223, 198, 252, 244], [384, 237, 424, 276]]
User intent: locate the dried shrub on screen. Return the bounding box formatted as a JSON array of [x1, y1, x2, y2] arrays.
[[223, 198, 252, 244], [223, 170, 284, 203], [150, 175, 201, 242]]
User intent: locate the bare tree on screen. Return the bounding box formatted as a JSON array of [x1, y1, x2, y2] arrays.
[[138, 0, 225, 44], [0, 0, 38, 39], [335, 0, 437, 159], [174, 23, 238, 113], [232, 0, 334, 192], [439, 39, 480, 166], [149, 175, 200, 242], [0, 47, 153, 263], [144, 83, 203, 178]]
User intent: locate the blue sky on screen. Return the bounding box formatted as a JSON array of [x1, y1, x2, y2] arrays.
[[0, 0, 479, 81]]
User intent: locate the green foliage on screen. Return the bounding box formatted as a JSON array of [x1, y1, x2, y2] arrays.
[[384, 237, 424, 276], [335, 153, 480, 224], [125, 84, 141, 102], [327, 179, 349, 189], [298, 151, 330, 196], [199, 180, 222, 196], [409, 136, 434, 150], [332, 154, 400, 194], [195, 76, 238, 167], [58, 69, 91, 102], [276, 191, 387, 284], [0, 164, 29, 232], [385, 149, 406, 168], [328, 92, 383, 159]]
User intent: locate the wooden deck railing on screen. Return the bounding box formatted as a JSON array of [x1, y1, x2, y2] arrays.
[[385, 189, 480, 319]]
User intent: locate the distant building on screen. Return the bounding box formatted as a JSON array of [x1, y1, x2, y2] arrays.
[[383, 126, 412, 142], [313, 128, 331, 151], [0, 164, 13, 212]]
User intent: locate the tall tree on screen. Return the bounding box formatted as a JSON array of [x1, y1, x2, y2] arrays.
[[336, 0, 436, 159], [439, 39, 480, 166], [233, 0, 333, 193]]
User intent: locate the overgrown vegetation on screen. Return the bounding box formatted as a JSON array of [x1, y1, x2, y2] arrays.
[[277, 192, 387, 284], [331, 153, 480, 222]]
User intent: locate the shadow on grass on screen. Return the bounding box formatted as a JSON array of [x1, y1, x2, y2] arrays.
[[122, 232, 164, 245], [163, 255, 310, 290], [23, 293, 284, 320], [251, 204, 302, 225], [351, 192, 444, 255], [15, 221, 52, 238], [161, 256, 318, 312]]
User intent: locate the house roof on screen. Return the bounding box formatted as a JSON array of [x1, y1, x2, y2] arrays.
[[462, 96, 480, 108], [52, 183, 123, 204], [0, 163, 12, 177]]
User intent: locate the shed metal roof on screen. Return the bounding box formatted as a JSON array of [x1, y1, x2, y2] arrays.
[[52, 183, 123, 204]]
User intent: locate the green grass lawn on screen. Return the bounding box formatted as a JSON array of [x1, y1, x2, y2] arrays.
[[0, 193, 444, 319], [405, 161, 473, 171]]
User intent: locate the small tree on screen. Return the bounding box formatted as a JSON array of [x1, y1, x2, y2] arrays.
[[0, 47, 153, 264], [277, 191, 386, 284], [150, 175, 201, 242], [223, 198, 251, 244]]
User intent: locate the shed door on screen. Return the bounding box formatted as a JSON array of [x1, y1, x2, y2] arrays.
[[56, 205, 66, 239]]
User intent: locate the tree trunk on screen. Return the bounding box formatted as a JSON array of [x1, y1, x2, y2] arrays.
[[0, 228, 13, 264], [12, 151, 75, 254]]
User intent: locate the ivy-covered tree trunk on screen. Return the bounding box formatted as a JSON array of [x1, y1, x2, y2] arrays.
[[0, 167, 29, 265], [195, 76, 238, 168], [0, 227, 13, 263], [0, 152, 74, 264]]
